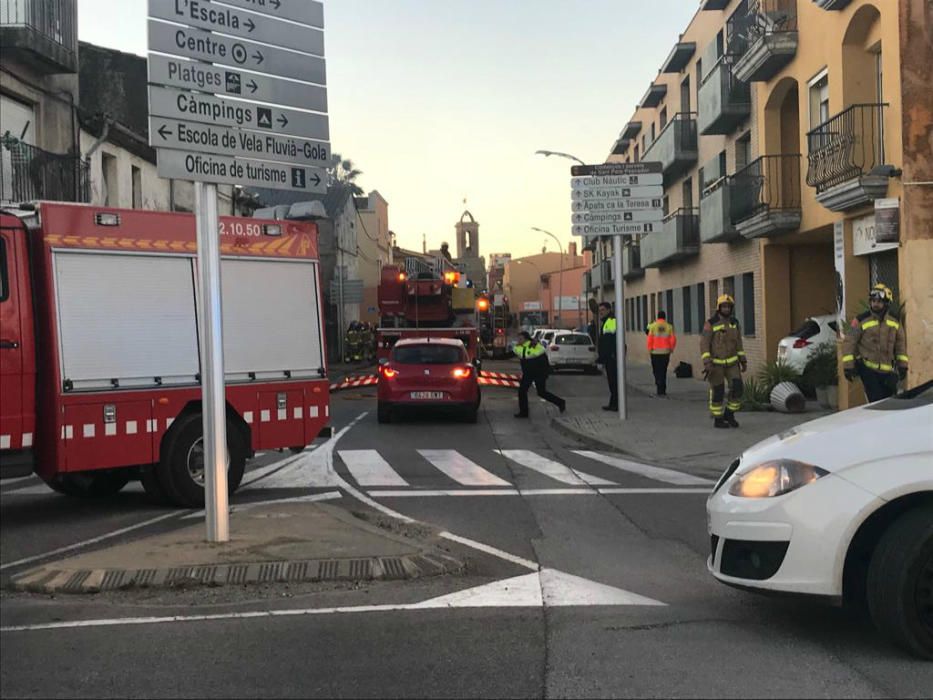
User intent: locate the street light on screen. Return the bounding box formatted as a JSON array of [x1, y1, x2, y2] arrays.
[[535, 150, 587, 167], [531, 227, 565, 329]]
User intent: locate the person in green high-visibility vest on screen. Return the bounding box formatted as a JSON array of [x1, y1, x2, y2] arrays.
[[513, 331, 565, 418]]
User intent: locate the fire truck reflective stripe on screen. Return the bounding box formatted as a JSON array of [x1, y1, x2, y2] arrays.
[[146, 420, 156, 433], [338, 450, 409, 487], [310, 406, 319, 418], [294, 407, 304, 419], [261, 411, 271, 423], [166, 418, 174, 429], [23, 433, 33, 447], [0, 436, 10, 450], [277, 409, 287, 421], [326, 406, 330, 417], [105, 423, 117, 437], [126, 421, 138, 435], [83, 424, 95, 438], [66, 426, 74, 439], [244, 412, 254, 424]]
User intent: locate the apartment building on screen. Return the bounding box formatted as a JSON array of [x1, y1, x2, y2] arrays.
[[587, 0, 931, 402]]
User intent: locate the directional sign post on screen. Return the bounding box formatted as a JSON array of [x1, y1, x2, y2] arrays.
[[147, 0, 330, 544], [569, 162, 665, 422]]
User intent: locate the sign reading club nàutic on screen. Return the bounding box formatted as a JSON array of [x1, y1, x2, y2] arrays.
[[147, 0, 330, 193]]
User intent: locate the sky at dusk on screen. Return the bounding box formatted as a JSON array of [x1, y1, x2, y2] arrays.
[[77, 0, 698, 258]]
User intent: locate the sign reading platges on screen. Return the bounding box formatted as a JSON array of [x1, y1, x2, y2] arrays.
[[570, 163, 664, 236], [147, 0, 329, 192]]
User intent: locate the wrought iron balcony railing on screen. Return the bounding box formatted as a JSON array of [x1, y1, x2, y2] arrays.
[[732, 154, 801, 223], [728, 0, 798, 59], [0, 135, 90, 204], [806, 103, 889, 193]]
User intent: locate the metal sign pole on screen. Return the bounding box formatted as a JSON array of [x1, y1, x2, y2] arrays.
[[195, 181, 229, 543], [613, 235, 627, 420]]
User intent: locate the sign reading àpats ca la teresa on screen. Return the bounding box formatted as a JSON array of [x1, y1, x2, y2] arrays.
[[147, 0, 329, 193], [570, 163, 664, 236]]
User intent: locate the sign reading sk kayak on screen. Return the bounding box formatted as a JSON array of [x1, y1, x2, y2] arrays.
[[147, 0, 330, 193]]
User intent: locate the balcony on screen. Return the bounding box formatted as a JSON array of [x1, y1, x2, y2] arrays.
[[642, 113, 698, 184], [587, 259, 613, 291], [806, 104, 892, 212], [730, 0, 798, 83], [641, 209, 699, 268], [700, 0, 731, 9], [813, 0, 853, 9], [733, 155, 802, 239], [700, 180, 741, 243], [0, 0, 77, 74], [698, 56, 751, 135], [0, 135, 89, 204], [661, 42, 696, 73], [581, 235, 598, 252], [622, 243, 644, 280], [640, 83, 668, 109]]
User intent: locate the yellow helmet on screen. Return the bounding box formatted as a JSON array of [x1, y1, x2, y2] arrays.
[[717, 294, 735, 307], [869, 283, 893, 303]]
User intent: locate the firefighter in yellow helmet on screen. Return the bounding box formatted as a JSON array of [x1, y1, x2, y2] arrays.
[[842, 284, 908, 403], [700, 294, 747, 428]]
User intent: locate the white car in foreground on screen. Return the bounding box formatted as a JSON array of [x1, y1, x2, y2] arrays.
[[707, 380, 933, 659]]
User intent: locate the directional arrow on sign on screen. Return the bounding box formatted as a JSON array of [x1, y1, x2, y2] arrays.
[[157, 124, 171, 140]]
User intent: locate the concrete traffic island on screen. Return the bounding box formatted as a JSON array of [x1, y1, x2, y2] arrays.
[[10, 503, 464, 595]]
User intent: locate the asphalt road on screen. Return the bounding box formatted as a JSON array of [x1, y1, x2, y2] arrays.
[[2, 366, 931, 698]]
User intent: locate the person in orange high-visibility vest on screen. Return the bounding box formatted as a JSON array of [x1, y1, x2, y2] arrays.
[[646, 311, 677, 396]]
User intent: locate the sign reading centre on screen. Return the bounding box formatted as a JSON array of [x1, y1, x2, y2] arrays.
[[570, 163, 664, 237], [147, 0, 330, 193]]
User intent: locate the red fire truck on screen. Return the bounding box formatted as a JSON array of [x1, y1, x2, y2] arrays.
[[0, 202, 330, 507], [376, 264, 480, 363]]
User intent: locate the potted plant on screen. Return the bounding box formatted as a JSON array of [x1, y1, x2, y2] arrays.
[[802, 343, 838, 409]]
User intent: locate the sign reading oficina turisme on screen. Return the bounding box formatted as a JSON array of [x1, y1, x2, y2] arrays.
[[147, 0, 329, 192], [569, 163, 664, 236]]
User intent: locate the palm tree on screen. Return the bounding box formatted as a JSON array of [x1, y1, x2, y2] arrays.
[[329, 153, 364, 195]]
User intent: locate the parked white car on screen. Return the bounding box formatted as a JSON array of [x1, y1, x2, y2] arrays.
[[777, 314, 839, 371], [707, 380, 933, 659], [546, 332, 598, 373]]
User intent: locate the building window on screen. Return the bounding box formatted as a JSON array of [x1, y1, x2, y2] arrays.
[[650, 293, 656, 321], [809, 70, 830, 130], [131, 166, 142, 209], [742, 272, 755, 336], [710, 279, 719, 313], [641, 135, 647, 154], [682, 285, 692, 334], [650, 122, 656, 144], [736, 132, 751, 171], [723, 275, 735, 299], [641, 296, 648, 332], [665, 289, 674, 325], [101, 152, 118, 206], [696, 282, 706, 327], [660, 108, 668, 130], [718, 150, 728, 180]]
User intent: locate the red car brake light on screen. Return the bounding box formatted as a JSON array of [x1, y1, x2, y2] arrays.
[[452, 366, 472, 379], [380, 365, 399, 379], [793, 339, 811, 349]]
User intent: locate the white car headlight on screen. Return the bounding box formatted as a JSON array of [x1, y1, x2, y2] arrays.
[[728, 459, 828, 498]]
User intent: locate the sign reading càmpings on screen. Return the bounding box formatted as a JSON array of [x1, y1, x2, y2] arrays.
[[147, 0, 330, 192]]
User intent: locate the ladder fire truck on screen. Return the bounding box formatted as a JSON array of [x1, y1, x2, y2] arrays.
[[0, 202, 331, 507]]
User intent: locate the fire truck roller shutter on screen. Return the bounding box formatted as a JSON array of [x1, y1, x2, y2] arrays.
[[219, 258, 325, 380], [54, 252, 200, 390]]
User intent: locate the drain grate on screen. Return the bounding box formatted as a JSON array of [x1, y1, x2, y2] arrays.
[[62, 570, 91, 593], [101, 570, 125, 590], [166, 567, 194, 585], [287, 562, 309, 582], [133, 569, 158, 587], [381, 557, 406, 579], [349, 559, 372, 580], [318, 560, 338, 580], [258, 562, 283, 583], [226, 565, 248, 585]]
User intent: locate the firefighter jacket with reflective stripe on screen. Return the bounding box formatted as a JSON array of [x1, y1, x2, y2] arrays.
[[842, 311, 907, 373], [700, 314, 745, 366], [646, 319, 677, 355], [514, 340, 549, 376], [598, 317, 617, 365]]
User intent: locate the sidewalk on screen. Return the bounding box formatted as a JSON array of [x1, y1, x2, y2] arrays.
[[554, 362, 831, 479], [10, 502, 463, 594]]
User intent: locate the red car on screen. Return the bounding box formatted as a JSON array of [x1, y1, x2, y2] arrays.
[[377, 338, 481, 424]]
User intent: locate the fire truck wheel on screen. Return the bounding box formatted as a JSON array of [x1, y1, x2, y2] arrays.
[[45, 470, 131, 498], [159, 413, 247, 508]]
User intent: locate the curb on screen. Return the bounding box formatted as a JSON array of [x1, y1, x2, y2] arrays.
[[10, 551, 465, 595], [549, 416, 654, 465]]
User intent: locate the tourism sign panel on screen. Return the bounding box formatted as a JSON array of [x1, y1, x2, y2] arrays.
[[147, 0, 330, 192], [570, 163, 664, 237]]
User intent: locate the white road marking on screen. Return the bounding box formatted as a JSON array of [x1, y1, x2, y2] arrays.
[[573, 451, 715, 486], [438, 531, 539, 571], [598, 488, 710, 495], [417, 450, 511, 487], [0, 567, 664, 633], [6, 482, 145, 497], [338, 450, 409, 487], [181, 492, 343, 519], [0, 475, 39, 488], [497, 449, 616, 486], [0, 510, 187, 572], [367, 489, 596, 498]]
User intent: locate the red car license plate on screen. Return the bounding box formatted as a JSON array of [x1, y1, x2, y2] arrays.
[[411, 391, 445, 400]]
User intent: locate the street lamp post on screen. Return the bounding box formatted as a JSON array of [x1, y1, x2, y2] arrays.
[[535, 148, 628, 419], [531, 227, 564, 329]]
